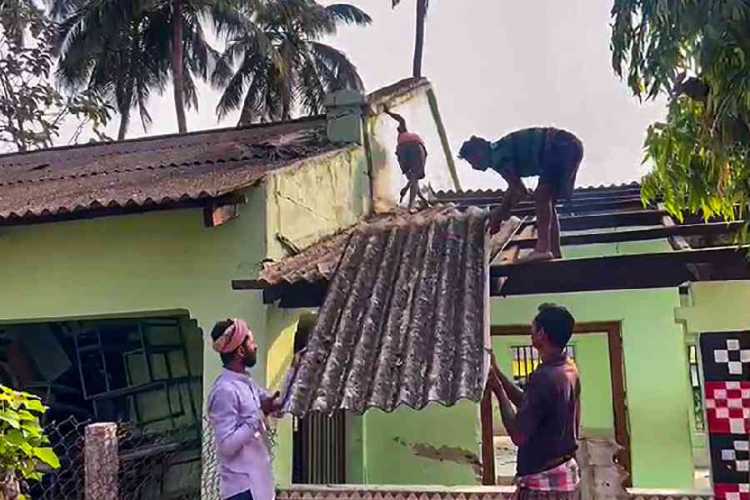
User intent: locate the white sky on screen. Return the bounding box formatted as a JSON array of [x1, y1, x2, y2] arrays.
[[98, 0, 668, 190]]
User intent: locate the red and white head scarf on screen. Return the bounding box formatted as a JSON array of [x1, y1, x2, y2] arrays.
[[212, 319, 252, 354]]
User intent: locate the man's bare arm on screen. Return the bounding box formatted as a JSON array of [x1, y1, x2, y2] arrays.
[[488, 374, 527, 446], [489, 170, 529, 231], [495, 367, 525, 407], [384, 109, 407, 134], [490, 353, 524, 406]]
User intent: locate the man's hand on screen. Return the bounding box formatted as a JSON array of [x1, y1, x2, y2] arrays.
[[489, 207, 508, 233], [490, 351, 502, 379], [261, 391, 282, 415]]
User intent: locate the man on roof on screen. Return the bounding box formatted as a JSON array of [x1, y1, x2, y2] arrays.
[[459, 128, 583, 262], [385, 107, 429, 209]]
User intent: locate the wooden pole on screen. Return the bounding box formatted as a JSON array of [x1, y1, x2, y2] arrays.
[[85, 422, 118, 500], [480, 385, 496, 485]]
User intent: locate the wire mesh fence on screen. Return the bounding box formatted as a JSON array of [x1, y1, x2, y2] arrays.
[[26, 417, 220, 500], [117, 422, 203, 499], [30, 416, 89, 500]]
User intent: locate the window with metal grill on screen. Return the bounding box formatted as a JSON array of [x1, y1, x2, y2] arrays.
[[687, 344, 705, 432], [511, 344, 576, 389]]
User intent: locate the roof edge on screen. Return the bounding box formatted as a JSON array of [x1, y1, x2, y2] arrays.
[[432, 181, 642, 199], [0, 145, 355, 227], [366, 77, 432, 111], [0, 115, 326, 163]]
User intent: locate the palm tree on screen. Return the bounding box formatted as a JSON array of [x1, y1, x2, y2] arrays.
[[155, 0, 243, 133], [51, 0, 234, 137], [392, 0, 428, 78], [52, 0, 171, 139], [212, 0, 370, 126]]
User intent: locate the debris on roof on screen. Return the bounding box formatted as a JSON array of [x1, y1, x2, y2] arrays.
[[0, 118, 339, 224], [278, 205, 506, 416]]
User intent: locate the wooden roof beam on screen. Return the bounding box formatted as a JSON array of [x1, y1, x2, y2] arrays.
[[510, 221, 744, 249], [491, 246, 750, 296], [520, 209, 668, 231]]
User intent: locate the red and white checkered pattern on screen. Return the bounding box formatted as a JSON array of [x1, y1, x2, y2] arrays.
[[715, 483, 750, 500], [705, 381, 750, 435], [516, 459, 580, 493]]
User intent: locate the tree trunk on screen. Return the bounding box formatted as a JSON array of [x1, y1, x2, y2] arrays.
[[117, 109, 130, 141], [412, 0, 427, 78], [171, 0, 187, 134]]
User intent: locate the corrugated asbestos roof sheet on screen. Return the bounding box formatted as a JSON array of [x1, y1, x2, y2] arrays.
[[258, 226, 352, 288], [0, 117, 336, 223], [280, 206, 492, 416], [431, 182, 641, 201]]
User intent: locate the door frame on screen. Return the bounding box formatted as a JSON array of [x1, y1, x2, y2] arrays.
[[481, 321, 631, 486]]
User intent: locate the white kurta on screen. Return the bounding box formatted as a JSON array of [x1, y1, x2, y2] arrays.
[[207, 369, 275, 500]]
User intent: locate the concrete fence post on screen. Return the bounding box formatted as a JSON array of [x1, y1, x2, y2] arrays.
[[577, 438, 629, 500], [85, 422, 118, 500]]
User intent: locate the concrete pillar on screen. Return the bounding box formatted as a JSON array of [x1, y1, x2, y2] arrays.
[[324, 90, 366, 145], [85, 422, 118, 500]]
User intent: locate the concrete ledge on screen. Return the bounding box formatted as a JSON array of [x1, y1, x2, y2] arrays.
[[279, 485, 713, 500]]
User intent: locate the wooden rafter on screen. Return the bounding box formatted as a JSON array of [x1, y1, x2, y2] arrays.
[[510, 221, 744, 249], [492, 246, 750, 296]]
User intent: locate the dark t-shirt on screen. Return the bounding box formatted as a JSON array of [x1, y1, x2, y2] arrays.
[[516, 353, 581, 476]]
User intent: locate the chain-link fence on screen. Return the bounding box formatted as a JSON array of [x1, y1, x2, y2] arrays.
[[27, 417, 219, 500], [30, 416, 90, 500], [117, 423, 203, 499]]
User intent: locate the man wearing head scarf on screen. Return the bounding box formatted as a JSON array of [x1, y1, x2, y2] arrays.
[[207, 319, 282, 500], [384, 107, 429, 209]]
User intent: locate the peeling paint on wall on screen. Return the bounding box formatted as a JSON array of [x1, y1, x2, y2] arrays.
[[393, 436, 483, 480], [266, 148, 370, 259]]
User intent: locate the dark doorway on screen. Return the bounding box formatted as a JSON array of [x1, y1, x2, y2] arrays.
[[291, 317, 347, 484]]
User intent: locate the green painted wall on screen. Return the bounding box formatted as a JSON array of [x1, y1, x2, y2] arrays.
[[347, 415, 366, 483], [0, 147, 373, 495], [574, 334, 615, 439], [361, 403, 481, 486], [0, 188, 269, 386], [489, 289, 694, 489], [265, 149, 370, 257], [490, 334, 614, 440], [563, 237, 673, 259], [0, 191, 270, 499], [676, 280, 750, 334]]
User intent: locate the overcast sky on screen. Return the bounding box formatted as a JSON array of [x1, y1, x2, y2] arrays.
[[103, 0, 668, 190]]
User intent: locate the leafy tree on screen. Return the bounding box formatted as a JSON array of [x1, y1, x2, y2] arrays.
[[392, 0, 428, 78], [0, 0, 43, 46], [0, 385, 60, 500], [611, 1, 750, 223], [213, 0, 370, 125], [0, 4, 111, 152]]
